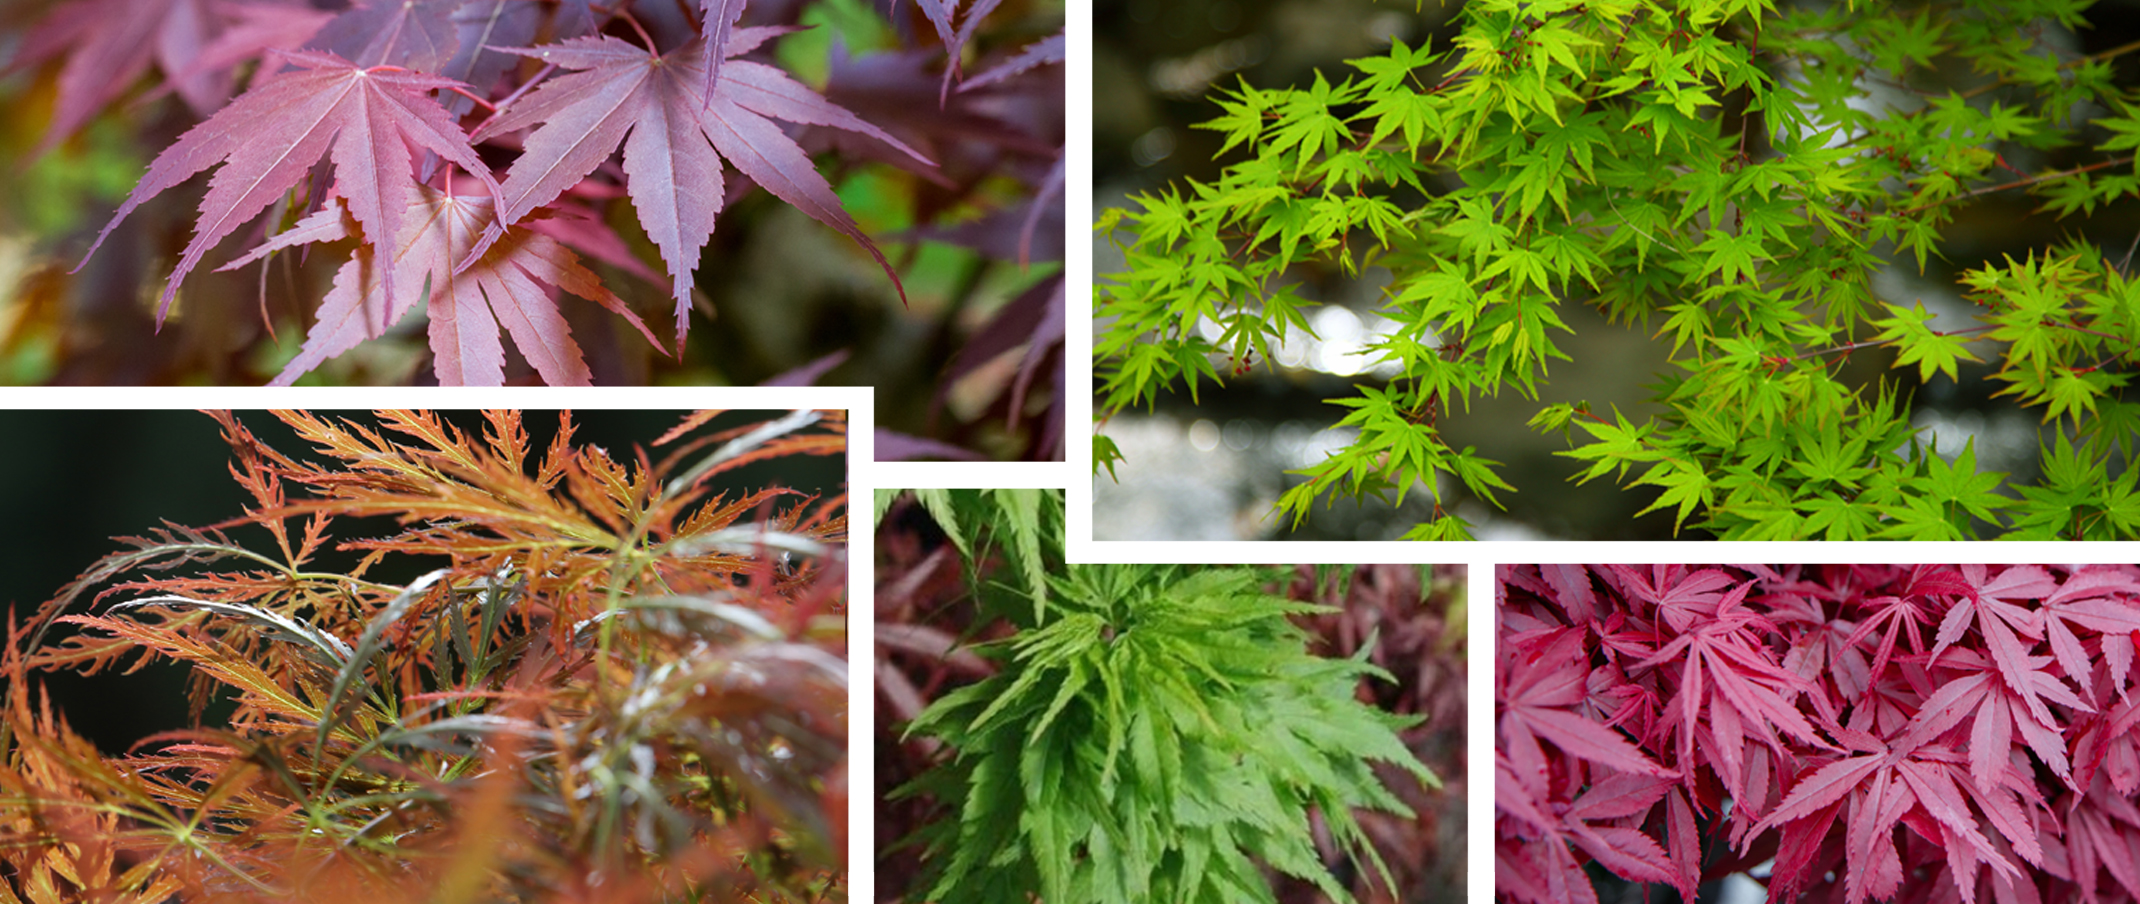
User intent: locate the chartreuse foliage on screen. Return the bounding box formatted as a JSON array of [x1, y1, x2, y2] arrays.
[[0, 409, 848, 904], [894, 563, 1436, 904], [1096, 0, 2140, 539]]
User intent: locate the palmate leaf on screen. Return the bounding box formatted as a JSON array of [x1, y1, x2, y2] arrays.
[[1632, 577, 1830, 807], [1498, 630, 1672, 784], [480, 29, 935, 341], [1896, 649, 2084, 795], [221, 186, 660, 386], [304, 0, 460, 71], [75, 49, 502, 325], [1754, 738, 2035, 904], [1935, 565, 2067, 725]]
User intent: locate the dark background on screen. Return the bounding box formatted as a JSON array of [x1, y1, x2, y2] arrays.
[[0, 409, 844, 752]]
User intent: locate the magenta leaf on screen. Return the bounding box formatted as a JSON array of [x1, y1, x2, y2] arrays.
[[76, 50, 501, 325], [481, 31, 933, 342], [699, 0, 748, 104], [222, 187, 661, 386], [305, 0, 461, 71], [761, 349, 851, 386], [1497, 563, 2140, 904]]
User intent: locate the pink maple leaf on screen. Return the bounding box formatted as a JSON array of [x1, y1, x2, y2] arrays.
[[77, 50, 502, 325], [222, 186, 661, 386], [479, 28, 935, 344]]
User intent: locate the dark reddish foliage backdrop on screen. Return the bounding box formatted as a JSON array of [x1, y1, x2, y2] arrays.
[[1497, 564, 2140, 904]]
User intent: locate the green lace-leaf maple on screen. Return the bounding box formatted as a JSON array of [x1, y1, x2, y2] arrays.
[[894, 563, 1437, 904]]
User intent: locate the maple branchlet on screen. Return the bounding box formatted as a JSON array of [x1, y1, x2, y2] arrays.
[[1097, 0, 2140, 540]]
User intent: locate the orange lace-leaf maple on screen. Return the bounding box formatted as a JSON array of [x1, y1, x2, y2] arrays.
[[3, 409, 848, 903]]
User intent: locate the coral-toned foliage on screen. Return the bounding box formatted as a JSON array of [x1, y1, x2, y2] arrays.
[[0, 409, 847, 903], [1496, 564, 2140, 904]]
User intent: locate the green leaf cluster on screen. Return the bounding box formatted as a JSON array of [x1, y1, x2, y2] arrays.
[[1096, 0, 2140, 539], [875, 487, 1066, 622], [895, 564, 1436, 904]]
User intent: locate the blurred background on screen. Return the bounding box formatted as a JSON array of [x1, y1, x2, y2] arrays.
[[1093, 0, 2140, 540], [0, 409, 843, 753]]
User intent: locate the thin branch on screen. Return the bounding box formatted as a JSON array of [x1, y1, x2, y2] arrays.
[[1957, 35, 2140, 101], [1898, 155, 2137, 217]]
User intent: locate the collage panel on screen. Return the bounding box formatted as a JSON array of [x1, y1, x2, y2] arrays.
[[0, 0, 1063, 462], [876, 487, 1467, 904], [0, 406, 851, 901], [1493, 562, 2140, 904], [1091, 0, 2140, 541]]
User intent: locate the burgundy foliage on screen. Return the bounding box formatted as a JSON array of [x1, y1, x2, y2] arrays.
[[1496, 564, 2140, 904]]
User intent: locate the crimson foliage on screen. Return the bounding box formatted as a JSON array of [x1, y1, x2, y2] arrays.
[[1497, 564, 2140, 904]]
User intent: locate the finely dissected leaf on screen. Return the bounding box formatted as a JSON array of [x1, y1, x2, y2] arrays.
[[662, 524, 830, 558], [106, 595, 353, 670], [902, 563, 1432, 904], [480, 31, 934, 339], [53, 613, 326, 726], [77, 50, 502, 324], [222, 186, 660, 386], [316, 569, 444, 754], [575, 594, 783, 642], [4, 410, 850, 903], [663, 408, 824, 494], [1935, 564, 2071, 727]]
